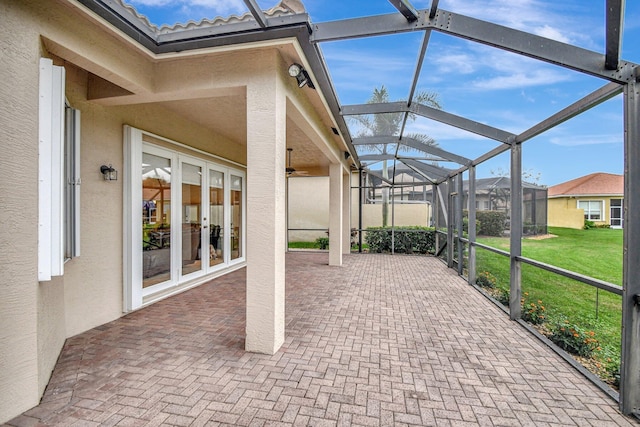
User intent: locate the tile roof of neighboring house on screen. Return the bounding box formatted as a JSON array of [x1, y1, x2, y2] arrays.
[[548, 172, 623, 197], [118, 0, 305, 35]]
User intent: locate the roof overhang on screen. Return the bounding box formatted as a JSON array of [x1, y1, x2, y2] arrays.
[[73, 0, 358, 167]]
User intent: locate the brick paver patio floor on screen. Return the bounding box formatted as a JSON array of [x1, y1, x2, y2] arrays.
[[6, 253, 636, 426]]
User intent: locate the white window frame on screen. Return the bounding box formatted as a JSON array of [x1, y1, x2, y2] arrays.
[[610, 198, 624, 228], [65, 103, 81, 259], [578, 199, 604, 221]]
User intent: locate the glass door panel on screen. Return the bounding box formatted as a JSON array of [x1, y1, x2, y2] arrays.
[[209, 170, 224, 267], [231, 175, 243, 260], [181, 162, 203, 276], [142, 152, 172, 288]]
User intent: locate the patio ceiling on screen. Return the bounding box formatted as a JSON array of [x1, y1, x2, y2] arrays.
[[78, 0, 637, 186]]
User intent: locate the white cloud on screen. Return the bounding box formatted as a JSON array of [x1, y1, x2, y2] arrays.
[[438, 0, 600, 48], [127, 0, 171, 5], [431, 52, 477, 75], [430, 43, 576, 91], [521, 90, 535, 103], [549, 134, 622, 146], [322, 47, 418, 97], [533, 25, 571, 44], [127, 0, 246, 18], [472, 69, 572, 90]]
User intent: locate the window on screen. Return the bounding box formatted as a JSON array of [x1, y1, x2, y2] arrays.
[[578, 200, 602, 221], [39, 58, 81, 281], [475, 200, 490, 210], [65, 104, 81, 259]]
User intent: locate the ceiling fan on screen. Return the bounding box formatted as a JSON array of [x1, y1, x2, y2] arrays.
[[286, 148, 309, 177]]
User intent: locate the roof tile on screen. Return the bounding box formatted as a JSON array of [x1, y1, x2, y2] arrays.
[[548, 172, 623, 196], [118, 0, 305, 35]]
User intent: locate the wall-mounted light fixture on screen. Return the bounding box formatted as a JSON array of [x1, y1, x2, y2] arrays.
[[100, 164, 117, 181], [288, 63, 315, 89]]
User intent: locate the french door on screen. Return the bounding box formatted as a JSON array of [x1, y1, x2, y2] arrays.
[[125, 126, 245, 311]]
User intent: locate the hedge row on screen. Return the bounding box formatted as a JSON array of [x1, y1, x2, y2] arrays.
[[463, 210, 508, 237], [364, 226, 435, 254]]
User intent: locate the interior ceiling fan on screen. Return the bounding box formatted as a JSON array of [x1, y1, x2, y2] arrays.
[[286, 148, 309, 177]]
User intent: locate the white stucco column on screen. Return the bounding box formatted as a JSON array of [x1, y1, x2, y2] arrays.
[[245, 75, 286, 355], [329, 163, 343, 266], [342, 171, 351, 254]]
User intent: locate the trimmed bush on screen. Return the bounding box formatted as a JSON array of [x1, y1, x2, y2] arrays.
[[314, 237, 329, 249], [364, 226, 435, 254], [476, 211, 507, 236]]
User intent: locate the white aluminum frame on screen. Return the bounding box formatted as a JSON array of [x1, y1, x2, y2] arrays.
[[123, 126, 247, 311]]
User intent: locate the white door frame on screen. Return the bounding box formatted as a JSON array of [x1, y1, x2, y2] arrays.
[[124, 126, 246, 312]]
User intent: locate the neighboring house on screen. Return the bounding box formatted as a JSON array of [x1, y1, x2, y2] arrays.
[[548, 173, 624, 229], [0, 0, 354, 422]]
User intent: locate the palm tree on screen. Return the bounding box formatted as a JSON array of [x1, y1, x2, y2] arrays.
[[350, 86, 441, 226]]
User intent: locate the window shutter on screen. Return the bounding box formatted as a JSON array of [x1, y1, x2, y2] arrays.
[[38, 58, 66, 281]]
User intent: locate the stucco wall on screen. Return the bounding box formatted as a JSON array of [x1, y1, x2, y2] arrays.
[[288, 176, 431, 244], [0, 1, 251, 422], [288, 177, 330, 241], [360, 204, 431, 228], [548, 198, 584, 229], [548, 196, 623, 229], [1, 1, 50, 420]]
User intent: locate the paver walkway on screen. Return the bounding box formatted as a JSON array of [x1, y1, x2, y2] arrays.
[[6, 253, 635, 426]]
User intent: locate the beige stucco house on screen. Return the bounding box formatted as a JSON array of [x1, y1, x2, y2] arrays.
[[548, 172, 624, 229], [0, 0, 355, 422]]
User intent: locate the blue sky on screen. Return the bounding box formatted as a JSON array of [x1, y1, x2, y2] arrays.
[[125, 0, 639, 186]]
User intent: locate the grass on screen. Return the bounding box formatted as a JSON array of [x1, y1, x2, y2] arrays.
[[288, 241, 318, 249], [475, 227, 623, 385], [478, 227, 623, 284]]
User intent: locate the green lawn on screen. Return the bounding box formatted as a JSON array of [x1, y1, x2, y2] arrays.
[[288, 241, 318, 249], [475, 227, 623, 382]]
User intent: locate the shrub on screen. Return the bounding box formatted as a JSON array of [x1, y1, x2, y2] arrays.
[[364, 228, 392, 253], [494, 288, 510, 306], [603, 355, 621, 388], [364, 227, 435, 254], [476, 211, 508, 236], [476, 271, 497, 288], [350, 228, 358, 246], [462, 212, 480, 233], [547, 319, 600, 357], [584, 219, 596, 229], [315, 237, 329, 250], [520, 293, 546, 325]]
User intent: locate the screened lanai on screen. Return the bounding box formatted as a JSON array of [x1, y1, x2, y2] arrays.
[[72, 0, 639, 417]]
